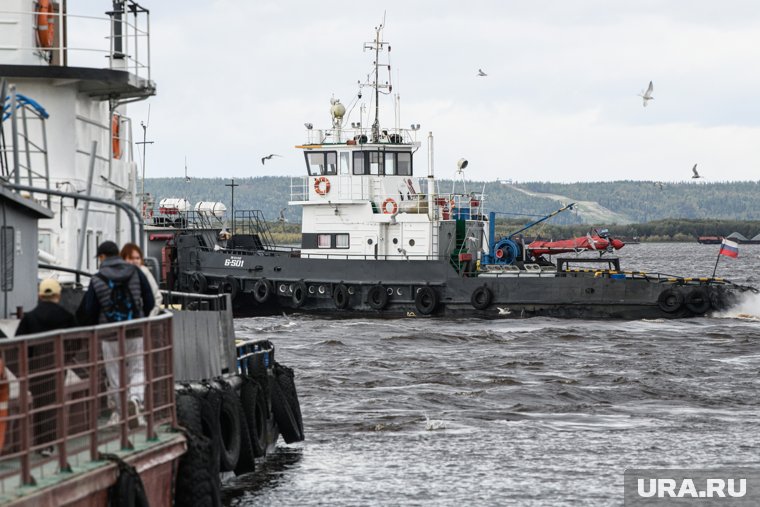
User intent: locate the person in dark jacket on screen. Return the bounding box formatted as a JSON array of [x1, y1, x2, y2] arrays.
[[76, 240, 155, 427], [16, 278, 77, 455]]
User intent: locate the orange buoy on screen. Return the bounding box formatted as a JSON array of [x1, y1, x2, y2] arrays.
[[36, 0, 55, 49], [314, 176, 330, 196], [382, 198, 398, 215], [111, 114, 122, 159], [0, 357, 9, 452]]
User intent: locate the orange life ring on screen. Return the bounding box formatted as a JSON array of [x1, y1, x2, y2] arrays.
[[111, 114, 122, 159], [36, 0, 55, 49], [314, 176, 330, 195], [0, 357, 8, 452], [382, 198, 398, 215]]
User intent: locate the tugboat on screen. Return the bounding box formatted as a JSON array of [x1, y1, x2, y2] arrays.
[[156, 24, 755, 320]]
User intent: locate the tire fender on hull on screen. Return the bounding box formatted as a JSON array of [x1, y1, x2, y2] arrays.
[[253, 278, 272, 303], [415, 286, 439, 315], [367, 284, 389, 310], [657, 288, 683, 313], [470, 285, 492, 310], [333, 283, 350, 309], [684, 287, 711, 314], [292, 281, 308, 308]]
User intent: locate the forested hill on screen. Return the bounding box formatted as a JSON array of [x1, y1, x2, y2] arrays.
[[144, 177, 760, 225]]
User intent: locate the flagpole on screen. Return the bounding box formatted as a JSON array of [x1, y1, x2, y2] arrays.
[[711, 249, 721, 278]]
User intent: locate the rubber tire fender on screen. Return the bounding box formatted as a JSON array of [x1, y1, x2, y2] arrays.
[[684, 287, 711, 314], [191, 272, 208, 293], [333, 283, 350, 309], [213, 381, 242, 473], [218, 275, 239, 300], [271, 379, 302, 444], [367, 284, 389, 310], [253, 278, 271, 303], [657, 288, 683, 313], [292, 280, 308, 308], [107, 460, 150, 507], [414, 286, 439, 315], [274, 362, 304, 439], [175, 431, 222, 507], [471, 285, 492, 310], [240, 378, 268, 458]]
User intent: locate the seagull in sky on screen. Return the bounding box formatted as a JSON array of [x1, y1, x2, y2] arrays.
[[639, 81, 654, 107], [691, 164, 701, 179], [477, 68, 487, 77], [261, 153, 282, 165]]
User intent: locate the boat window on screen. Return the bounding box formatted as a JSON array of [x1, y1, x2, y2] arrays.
[[317, 234, 331, 248], [340, 152, 350, 175], [369, 152, 383, 175], [305, 152, 338, 176], [0, 226, 14, 291], [384, 153, 396, 175], [353, 152, 366, 175], [397, 152, 412, 176], [335, 234, 349, 248]]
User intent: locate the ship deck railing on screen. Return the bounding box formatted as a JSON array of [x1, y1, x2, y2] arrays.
[[300, 126, 422, 146], [0, 2, 152, 87], [0, 312, 179, 502]]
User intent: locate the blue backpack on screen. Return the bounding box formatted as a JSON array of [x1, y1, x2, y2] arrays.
[[95, 273, 136, 322]]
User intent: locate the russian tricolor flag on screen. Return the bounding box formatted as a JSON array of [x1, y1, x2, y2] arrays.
[[719, 239, 739, 258]]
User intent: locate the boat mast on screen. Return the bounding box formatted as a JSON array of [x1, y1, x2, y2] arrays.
[[364, 19, 391, 143]]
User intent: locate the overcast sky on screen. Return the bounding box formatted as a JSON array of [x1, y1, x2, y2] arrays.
[[76, 1, 760, 183]]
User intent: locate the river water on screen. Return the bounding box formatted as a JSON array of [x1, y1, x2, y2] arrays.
[[222, 243, 760, 506]]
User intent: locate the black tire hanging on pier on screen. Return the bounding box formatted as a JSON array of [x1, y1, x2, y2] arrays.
[[212, 381, 242, 473], [175, 431, 222, 507], [333, 283, 350, 309], [415, 286, 439, 315], [470, 286, 492, 310], [253, 278, 272, 303], [367, 284, 389, 310], [270, 363, 304, 443], [240, 378, 269, 458], [657, 288, 683, 313], [292, 281, 308, 308], [684, 287, 711, 314], [217, 275, 239, 300], [107, 458, 150, 507], [191, 272, 208, 293]]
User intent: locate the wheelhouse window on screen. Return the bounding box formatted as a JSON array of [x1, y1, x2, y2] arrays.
[[384, 153, 396, 175], [305, 152, 337, 176], [397, 152, 412, 175], [352, 151, 412, 176], [317, 234, 331, 248], [335, 234, 349, 249], [353, 152, 366, 175], [369, 152, 383, 175], [340, 152, 350, 175]]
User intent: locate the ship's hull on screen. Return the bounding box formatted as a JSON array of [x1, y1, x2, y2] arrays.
[[175, 236, 740, 320]]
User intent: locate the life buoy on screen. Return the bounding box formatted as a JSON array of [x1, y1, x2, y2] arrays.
[[684, 287, 711, 314], [333, 283, 349, 309], [367, 284, 388, 310], [112, 114, 122, 159], [36, 0, 55, 49], [253, 278, 271, 303], [0, 358, 8, 452], [292, 281, 308, 307], [657, 288, 683, 313], [471, 286, 492, 310], [382, 198, 398, 215], [414, 286, 439, 315], [314, 176, 330, 196]]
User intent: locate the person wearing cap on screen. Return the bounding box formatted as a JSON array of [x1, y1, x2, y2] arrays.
[[16, 278, 77, 455], [76, 240, 154, 427]]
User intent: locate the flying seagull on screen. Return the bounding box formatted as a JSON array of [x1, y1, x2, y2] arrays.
[[477, 69, 487, 77], [278, 208, 288, 223], [691, 164, 701, 179], [261, 153, 282, 165], [639, 81, 654, 107]]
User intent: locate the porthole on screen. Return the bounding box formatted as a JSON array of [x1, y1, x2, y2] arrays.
[[409, 239, 415, 246], [393, 238, 398, 244], [367, 238, 373, 245]]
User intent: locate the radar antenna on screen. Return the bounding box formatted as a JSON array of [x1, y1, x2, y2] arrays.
[[362, 15, 392, 143]]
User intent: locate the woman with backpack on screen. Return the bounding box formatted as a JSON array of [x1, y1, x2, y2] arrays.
[[120, 243, 163, 316]]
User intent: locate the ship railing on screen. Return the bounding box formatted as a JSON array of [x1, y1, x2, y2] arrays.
[[0, 2, 152, 88], [0, 312, 176, 493], [303, 126, 422, 145], [299, 252, 451, 261]]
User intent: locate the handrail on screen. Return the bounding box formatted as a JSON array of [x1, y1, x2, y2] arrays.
[[0, 312, 175, 490]]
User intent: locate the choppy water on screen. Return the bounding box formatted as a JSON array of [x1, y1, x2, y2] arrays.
[[222, 243, 760, 506]]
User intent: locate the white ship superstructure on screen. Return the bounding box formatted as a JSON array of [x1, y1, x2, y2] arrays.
[[1, 0, 154, 280]]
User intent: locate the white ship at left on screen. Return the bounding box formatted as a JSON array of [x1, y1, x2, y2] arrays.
[[1, 0, 155, 314]]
